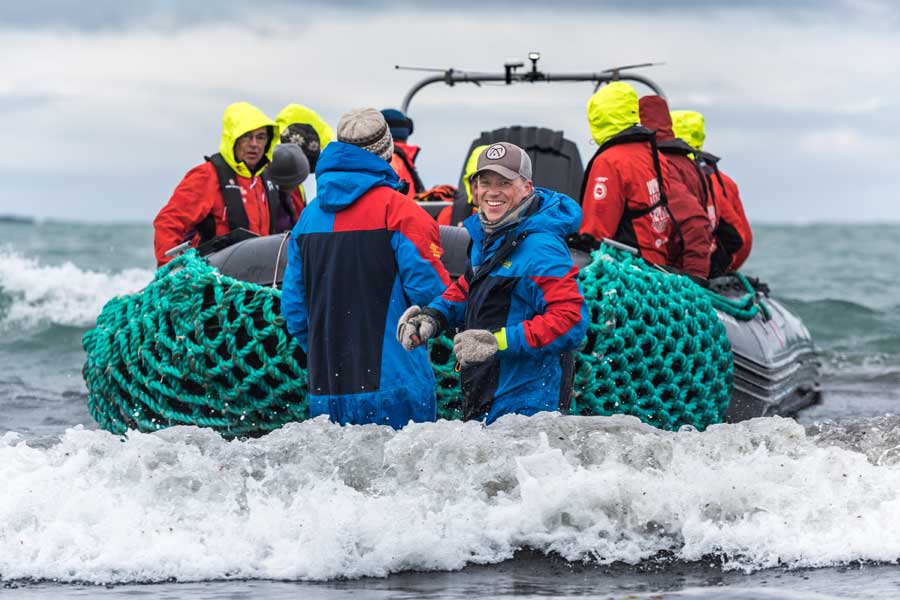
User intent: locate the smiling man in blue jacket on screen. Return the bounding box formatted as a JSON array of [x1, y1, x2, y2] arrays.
[[398, 142, 588, 424], [281, 108, 450, 428]]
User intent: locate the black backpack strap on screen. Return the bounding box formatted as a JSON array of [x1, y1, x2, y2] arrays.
[[658, 139, 710, 209], [203, 153, 251, 241], [621, 133, 668, 220], [394, 145, 426, 193], [468, 228, 531, 291], [578, 125, 656, 204]]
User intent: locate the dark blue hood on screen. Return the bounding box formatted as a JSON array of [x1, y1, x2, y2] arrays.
[[313, 142, 404, 212], [464, 187, 582, 247]]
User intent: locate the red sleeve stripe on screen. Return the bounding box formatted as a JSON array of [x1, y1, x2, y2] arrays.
[[442, 274, 469, 302], [523, 266, 583, 348]]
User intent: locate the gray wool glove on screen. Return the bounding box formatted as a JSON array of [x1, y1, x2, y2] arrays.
[[453, 329, 499, 367], [397, 305, 440, 350]]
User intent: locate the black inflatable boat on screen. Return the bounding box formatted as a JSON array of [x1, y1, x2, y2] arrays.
[[205, 57, 821, 420]]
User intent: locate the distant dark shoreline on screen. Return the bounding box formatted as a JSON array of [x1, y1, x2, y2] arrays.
[[0, 214, 36, 224]]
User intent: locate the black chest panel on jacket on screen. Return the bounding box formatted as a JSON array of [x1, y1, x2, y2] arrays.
[[299, 229, 396, 396]]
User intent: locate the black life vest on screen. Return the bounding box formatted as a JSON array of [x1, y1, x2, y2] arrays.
[[578, 125, 679, 253], [657, 138, 712, 210], [198, 153, 285, 242]]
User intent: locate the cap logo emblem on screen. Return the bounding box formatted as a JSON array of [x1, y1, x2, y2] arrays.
[[486, 144, 507, 160]]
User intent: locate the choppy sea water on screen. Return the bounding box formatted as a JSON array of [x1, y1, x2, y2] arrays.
[[1, 221, 899, 599]]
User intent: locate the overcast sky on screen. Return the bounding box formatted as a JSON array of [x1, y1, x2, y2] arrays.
[[1, 0, 899, 224]]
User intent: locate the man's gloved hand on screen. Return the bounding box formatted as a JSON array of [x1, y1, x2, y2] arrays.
[[396, 305, 440, 350], [453, 329, 499, 367]]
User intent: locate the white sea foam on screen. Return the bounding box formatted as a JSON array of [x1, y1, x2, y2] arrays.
[[1, 413, 900, 583], [0, 250, 154, 329]]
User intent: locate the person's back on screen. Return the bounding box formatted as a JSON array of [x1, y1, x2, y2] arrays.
[[715, 169, 752, 269], [281, 108, 450, 428], [666, 179, 712, 278], [578, 82, 673, 265], [671, 110, 753, 274], [153, 102, 277, 266], [638, 95, 712, 278]]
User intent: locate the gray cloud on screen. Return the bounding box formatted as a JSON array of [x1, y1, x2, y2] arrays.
[[2, 0, 899, 31], [1, 2, 898, 225]]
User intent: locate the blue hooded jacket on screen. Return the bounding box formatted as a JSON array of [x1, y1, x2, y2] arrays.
[[428, 188, 589, 423], [281, 142, 449, 428]]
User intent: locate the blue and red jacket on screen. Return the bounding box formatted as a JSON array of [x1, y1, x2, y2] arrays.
[[281, 142, 451, 428], [427, 188, 588, 424]]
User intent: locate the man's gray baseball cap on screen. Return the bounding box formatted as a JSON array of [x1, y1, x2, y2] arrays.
[[472, 142, 533, 181]]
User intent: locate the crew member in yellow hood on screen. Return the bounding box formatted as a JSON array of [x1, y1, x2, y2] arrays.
[[153, 102, 278, 266], [670, 109, 753, 273], [670, 110, 706, 152], [577, 82, 673, 266], [275, 104, 335, 213]]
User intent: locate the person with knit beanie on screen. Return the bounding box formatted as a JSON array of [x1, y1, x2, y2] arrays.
[[397, 142, 589, 425], [336, 108, 394, 161], [281, 107, 450, 429]]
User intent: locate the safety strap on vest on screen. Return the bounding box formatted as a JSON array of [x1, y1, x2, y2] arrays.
[[199, 153, 281, 241], [658, 138, 711, 210], [580, 126, 681, 255], [697, 150, 728, 199]]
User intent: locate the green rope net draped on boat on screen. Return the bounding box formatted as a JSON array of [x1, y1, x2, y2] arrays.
[[82, 250, 308, 437], [429, 244, 735, 430], [570, 245, 733, 429], [83, 244, 734, 436]]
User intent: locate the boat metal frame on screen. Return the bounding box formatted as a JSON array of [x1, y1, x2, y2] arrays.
[[398, 53, 666, 113]]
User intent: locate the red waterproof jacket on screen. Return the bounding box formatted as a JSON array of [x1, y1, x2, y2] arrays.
[[389, 141, 424, 198], [667, 180, 712, 278], [579, 132, 673, 265], [717, 170, 752, 269], [639, 95, 714, 275], [700, 155, 752, 273], [290, 187, 306, 220], [669, 109, 753, 274], [153, 161, 272, 265]]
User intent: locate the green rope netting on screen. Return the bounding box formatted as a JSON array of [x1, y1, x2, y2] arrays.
[[82, 250, 308, 438], [569, 245, 733, 429], [84, 244, 735, 436]]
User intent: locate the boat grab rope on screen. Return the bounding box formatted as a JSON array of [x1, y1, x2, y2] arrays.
[[702, 272, 772, 321]]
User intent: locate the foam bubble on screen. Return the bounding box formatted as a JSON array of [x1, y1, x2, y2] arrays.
[[2, 414, 900, 583], [0, 249, 153, 329]]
